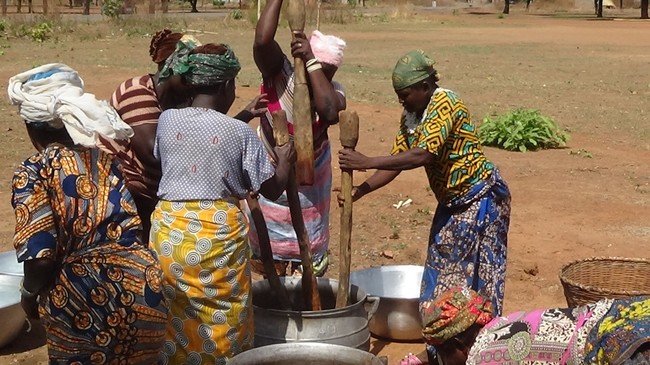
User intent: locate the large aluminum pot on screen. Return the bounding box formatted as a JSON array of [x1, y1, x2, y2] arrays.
[[252, 277, 379, 351], [0, 250, 22, 276], [350, 265, 424, 341], [229, 342, 386, 365], [0, 274, 27, 348]]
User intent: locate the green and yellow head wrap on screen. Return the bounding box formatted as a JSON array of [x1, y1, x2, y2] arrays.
[[392, 49, 436, 91], [159, 40, 241, 87]]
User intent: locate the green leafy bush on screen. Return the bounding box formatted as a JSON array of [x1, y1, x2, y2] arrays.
[[102, 0, 125, 19], [30, 22, 53, 42], [231, 9, 244, 19], [212, 0, 225, 6], [0, 19, 7, 32], [478, 108, 569, 152]]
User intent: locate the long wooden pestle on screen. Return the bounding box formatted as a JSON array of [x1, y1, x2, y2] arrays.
[[287, 0, 315, 186], [272, 110, 321, 311], [336, 111, 359, 308], [245, 192, 292, 311]]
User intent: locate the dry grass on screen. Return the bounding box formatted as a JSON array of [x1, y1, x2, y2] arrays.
[[1, 10, 649, 141]]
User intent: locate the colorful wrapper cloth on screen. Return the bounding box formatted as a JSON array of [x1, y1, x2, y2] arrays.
[[420, 287, 494, 345]]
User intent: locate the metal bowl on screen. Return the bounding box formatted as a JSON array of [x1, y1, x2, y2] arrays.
[[0, 250, 22, 277], [229, 343, 386, 364], [350, 265, 424, 341], [0, 274, 27, 348]]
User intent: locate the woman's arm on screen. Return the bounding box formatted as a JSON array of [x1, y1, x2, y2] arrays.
[[291, 32, 346, 125], [259, 142, 295, 200], [337, 169, 400, 206], [339, 148, 435, 171], [21, 257, 56, 319], [253, 0, 286, 79], [233, 93, 269, 124]]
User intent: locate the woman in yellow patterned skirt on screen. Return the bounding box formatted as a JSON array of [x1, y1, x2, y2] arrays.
[[8, 64, 168, 364], [150, 43, 293, 364]]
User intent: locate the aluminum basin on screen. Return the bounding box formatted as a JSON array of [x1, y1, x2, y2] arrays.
[[229, 343, 386, 365], [0, 250, 22, 277], [0, 274, 27, 348], [350, 265, 424, 341]]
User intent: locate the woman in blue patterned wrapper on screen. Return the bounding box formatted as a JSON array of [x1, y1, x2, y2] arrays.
[[7, 63, 168, 365], [338, 50, 511, 363]]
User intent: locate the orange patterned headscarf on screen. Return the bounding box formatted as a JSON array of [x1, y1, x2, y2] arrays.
[[420, 287, 494, 345]]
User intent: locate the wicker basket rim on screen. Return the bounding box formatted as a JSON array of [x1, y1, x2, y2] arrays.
[[559, 256, 650, 297]]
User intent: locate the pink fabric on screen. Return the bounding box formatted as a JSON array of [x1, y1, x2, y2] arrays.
[[247, 140, 332, 261], [309, 30, 346, 67]]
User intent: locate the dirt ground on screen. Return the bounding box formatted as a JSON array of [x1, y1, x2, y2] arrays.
[[0, 6, 649, 364]]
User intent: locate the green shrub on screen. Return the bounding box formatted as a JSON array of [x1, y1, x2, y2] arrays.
[[231, 9, 245, 20], [478, 108, 569, 152], [102, 0, 125, 19], [212, 0, 225, 6], [0, 19, 7, 32], [30, 22, 53, 42]]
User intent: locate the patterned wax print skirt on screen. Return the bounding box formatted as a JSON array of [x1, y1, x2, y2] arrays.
[[151, 199, 253, 365]]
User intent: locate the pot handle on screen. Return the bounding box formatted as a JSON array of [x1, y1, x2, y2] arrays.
[[365, 295, 380, 320]]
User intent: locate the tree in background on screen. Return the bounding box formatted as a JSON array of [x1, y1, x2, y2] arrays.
[[503, 0, 509, 14], [642, 0, 648, 19]]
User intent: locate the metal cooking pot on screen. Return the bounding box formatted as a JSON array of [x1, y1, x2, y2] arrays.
[[0, 250, 22, 277], [252, 277, 379, 351], [350, 265, 424, 341], [229, 343, 386, 365], [0, 274, 27, 348]]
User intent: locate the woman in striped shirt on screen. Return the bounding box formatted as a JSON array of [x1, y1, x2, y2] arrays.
[[101, 29, 267, 238]]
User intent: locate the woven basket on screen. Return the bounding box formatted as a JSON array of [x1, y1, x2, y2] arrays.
[[559, 257, 650, 307]]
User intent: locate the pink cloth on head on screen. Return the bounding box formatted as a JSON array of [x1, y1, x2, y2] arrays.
[[309, 30, 346, 67]]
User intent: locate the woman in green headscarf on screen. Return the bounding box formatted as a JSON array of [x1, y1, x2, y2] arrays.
[[339, 50, 511, 363], [151, 43, 295, 364]]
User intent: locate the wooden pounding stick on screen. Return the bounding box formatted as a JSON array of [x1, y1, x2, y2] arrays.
[[335, 111, 359, 308], [272, 110, 321, 311], [287, 0, 315, 186], [245, 194, 292, 311], [222, 173, 292, 310]]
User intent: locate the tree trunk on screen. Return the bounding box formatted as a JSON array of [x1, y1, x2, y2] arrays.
[[642, 0, 648, 19], [43, 0, 48, 14], [503, 0, 509, 13], [161, 0, 168, 12], [596, 0, 603, 17], [1, 0, 6, 15], [189, 0, 197, 12], [526, 0, 531, 9], [148, 0, 155, 13], [83, 0, 90, 14], [17, 0, 21, 13]]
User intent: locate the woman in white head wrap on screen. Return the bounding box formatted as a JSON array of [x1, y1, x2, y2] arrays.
[[8, 63, 167, 364], [250, 0, 347, 277]]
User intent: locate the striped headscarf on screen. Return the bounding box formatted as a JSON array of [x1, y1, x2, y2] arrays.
[[159, 41, 241, 87], [7, 63, 133, 147], [420, 287, 494, 345]]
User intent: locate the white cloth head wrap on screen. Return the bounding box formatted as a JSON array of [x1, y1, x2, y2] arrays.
[[309, 30, 346, 68], [7, 63, 133, 147]]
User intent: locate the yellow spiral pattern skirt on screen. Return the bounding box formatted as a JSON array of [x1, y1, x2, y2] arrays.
[[151, 199, 253, 365]]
